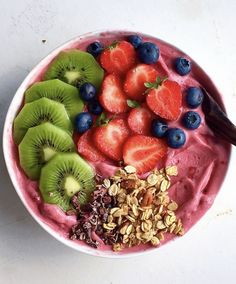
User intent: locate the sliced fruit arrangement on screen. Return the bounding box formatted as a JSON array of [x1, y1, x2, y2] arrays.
[[44, 50, 104, 89], [13, 34, 205, 215], [19, 123, 75, 180], [25, 79, 83, 121], [14, 97, 73, 144], [40, 153, 95, 211]]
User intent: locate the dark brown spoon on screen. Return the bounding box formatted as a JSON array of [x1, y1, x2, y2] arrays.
[[201, 88, 236, 146]]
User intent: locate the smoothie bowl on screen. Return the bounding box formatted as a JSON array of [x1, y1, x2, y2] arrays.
[[3, 30, 231, 257]]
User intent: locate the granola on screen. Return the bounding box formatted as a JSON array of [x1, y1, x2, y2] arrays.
[[69, 165, 184, 251]]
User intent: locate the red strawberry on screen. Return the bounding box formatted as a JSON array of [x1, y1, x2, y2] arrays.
[[99, 74, 128, 113], [93, 118, 130, 161], [123, 135, 167, 174], [100, 41, 136, 75], [127, 105, 153, 135], [77, 130, 107, 162], [124, 64, 158, 101], [146, 79, 182, 121]]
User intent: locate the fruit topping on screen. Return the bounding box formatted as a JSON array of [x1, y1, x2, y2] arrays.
[[124, 64, 158, 101], [99, 74, 128, 113], [127, 34, 142, 49], [151, 119, 168, 138], [77, 129, 107, 162], [137, 42, 160, 64], [127, 105, 153, 135], [44, 50, 104, 89], [75, 112, 93, 133], [182, 111, 201, 130], [175, 57, 191, 76], [39, 153, 95, 212], [24, 79, 84, 122], [88, 99, 103, 115], [166, 128, 186, 149], [100, 41, 136, 75], [13, 97, 73, 145], [186, 87, 204, 108], [79, 82, 97, 102], [19, 123, 75, 180], [146, 78, 182, 121], [87, 41, 103, 57], [123, 135, 168, 174], [94, 118, 130, 161]]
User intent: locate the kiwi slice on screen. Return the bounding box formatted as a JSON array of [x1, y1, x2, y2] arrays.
[[25, 79, 84, 121], [14, 97, 73, 145], [19, 123, 75, 180], [43, 50, 104, 89], [39, 152, 95, 212]]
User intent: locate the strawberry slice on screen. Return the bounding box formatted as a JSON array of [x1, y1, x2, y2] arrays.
[[99, 74, 128, 113], [146, 79, 182, 121], [100, 41, 136, 75], [77, 130, 107, 162], [127, 105, 153, 135], [123, 135, 167, 174], [93, 118, 130, 161], [124, 64, 158, 101]]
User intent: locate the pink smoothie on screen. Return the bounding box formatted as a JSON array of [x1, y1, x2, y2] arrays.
[[7, 31, 230, 255]]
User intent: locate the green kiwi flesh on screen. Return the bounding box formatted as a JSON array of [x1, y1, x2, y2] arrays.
[[43, 50, 104, 89], [14, 97, 73, 145], [24, 79, 84, 121], [19, 123, 75, 180], [39, 152, 95, 212]]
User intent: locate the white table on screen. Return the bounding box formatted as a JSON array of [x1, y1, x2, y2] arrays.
[[1, 1, 236, 283]]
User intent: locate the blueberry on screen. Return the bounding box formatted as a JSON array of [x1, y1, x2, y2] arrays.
[[87, 41, 103, 57], [186, 87, 204, 108], [80, 83, 97, 102], [151, 120, 168, 138], [128, 34, 142, 49], [182, 111, 201, 130], [175, 57, 191, 76], [88, 100, 103, 115], [167, 128, 186, 149], [75, 112, 93, 133], [137, 42, 160, 64]]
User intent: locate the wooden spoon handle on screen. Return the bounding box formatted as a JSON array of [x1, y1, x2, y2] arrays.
[[202, 88, 236, 146]]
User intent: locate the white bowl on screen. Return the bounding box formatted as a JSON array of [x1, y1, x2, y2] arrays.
[[2, 30, 231, 258]]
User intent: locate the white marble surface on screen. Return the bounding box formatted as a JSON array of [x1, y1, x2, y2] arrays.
[[1, 0, 236, 283]]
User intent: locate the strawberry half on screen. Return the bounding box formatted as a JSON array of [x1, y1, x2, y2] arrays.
[[100, 41, 136, 75], [146, 79, 182, 121], [123, 135, 167, 174], [124, 64, 158, 101], [77, 129, 107, 162], [99, 74, 129, 113], [127, 105, 153, 135], [93, 118, 130, 161]]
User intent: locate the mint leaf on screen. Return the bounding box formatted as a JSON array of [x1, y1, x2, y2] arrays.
[[127, 99, 140, 108]]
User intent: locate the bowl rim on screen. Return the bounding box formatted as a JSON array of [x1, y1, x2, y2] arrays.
[[2, 29, 231, 258]]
